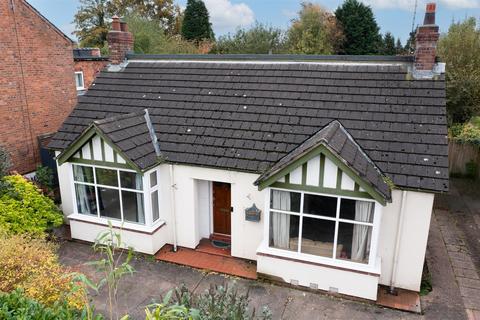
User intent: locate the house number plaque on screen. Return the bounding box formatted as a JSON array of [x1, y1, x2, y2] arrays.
[[245, 203, 261, 222]]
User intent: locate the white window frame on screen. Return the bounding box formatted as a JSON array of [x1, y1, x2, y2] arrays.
[[262, 187, 382, 273], [147, 168, 161, 223], [71, 163, 147, 226], [75, 71, 85, 90]]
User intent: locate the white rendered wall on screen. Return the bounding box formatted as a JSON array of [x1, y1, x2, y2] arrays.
[[378, 190, 435, 291], [257, 255, 379, 300], [195, 180, 212, 241], [164, 164, 266, 260], [56, 153, 74, 221], [69, 219, 168, 255]]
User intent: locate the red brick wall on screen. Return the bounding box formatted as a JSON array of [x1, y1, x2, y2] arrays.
[[0, 0, 77, 173], [414, 25, 439, 71], [74, 60, 108, 89]]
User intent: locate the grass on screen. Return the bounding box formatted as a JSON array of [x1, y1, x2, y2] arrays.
[[420, 261, 432, 296]]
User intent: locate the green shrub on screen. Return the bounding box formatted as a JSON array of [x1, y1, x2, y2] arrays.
[[146, 283, 272, 320], [0, 174, 63, 235], [34, 165, 54, 192], [0, 289, 82, 320]]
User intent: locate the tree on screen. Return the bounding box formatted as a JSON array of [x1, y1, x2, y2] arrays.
[[287, 2, 344, 55], [395, 38, 404, 55], [212, 22, 285, 54], [404, 31, 416, 54], [125, 14, 199, 54], [73, 0, 112, 48], [73, 0, 179, 48], [335, 0, 382, 55], [181, 0, 214, 42], [381, 32, 396, 55], [438, 17, 480, 123]]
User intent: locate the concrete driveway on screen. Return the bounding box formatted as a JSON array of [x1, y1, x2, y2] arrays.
[[59, 240, 422, 320]]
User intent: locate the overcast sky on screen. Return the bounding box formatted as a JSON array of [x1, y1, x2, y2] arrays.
[[29, 0, 480, 44]]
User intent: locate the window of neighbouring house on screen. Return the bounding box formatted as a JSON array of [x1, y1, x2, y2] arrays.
[[73, 164, 145, 225], [75, 71, 85, 90], [268, 189, 377, 265]]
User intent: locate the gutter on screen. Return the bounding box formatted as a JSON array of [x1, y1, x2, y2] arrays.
[[389, 190, 407, 293], [169, 164, 178, 252]]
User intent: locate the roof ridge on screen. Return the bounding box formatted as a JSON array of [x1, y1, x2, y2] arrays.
[[93, 112, 144, 125]]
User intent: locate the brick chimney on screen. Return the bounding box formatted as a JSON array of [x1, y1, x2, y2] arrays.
[[107, 16, 134, 64], [414, 3, 440, 76]]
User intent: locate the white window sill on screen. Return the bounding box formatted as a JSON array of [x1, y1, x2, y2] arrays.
[[68, 213, 166, 235], [257, 243, 381, 276]]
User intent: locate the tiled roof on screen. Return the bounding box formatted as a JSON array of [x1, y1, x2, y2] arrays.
[[255, 120, 391, 200], [49, 58, 448, 193], [93, 111, 160, 170]]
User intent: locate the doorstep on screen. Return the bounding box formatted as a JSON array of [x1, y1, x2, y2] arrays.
[[155, 244, 257, 280], [376, 285, 421, 313]]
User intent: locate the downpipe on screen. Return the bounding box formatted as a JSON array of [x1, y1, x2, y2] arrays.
[[170, 164, 178, 252], [389, 190, 407, 294]]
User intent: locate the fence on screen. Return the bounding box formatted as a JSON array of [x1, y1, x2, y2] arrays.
[[448, 140, 480, 179]]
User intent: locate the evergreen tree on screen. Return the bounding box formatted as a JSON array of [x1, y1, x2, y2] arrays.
[[181, 0, 214, 42], [405, 31, 416, 54], [334, 0, 382, 54], [382, 32, 396, 55], [395, 38, 403, 54]]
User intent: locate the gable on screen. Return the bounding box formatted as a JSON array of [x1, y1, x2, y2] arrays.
[[259, 145, 386, 205], [57, 128, 136, 171]]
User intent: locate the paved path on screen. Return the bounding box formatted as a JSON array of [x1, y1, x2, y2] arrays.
[[434, 178, 480, 320], [59, 241, 422, 320]]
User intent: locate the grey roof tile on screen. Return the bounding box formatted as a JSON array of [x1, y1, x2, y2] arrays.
[[49, 60, 448, 192]]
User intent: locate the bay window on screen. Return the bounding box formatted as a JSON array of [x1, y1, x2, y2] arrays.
[[268, 189, 377, 265], [73, 164, 145, 224]]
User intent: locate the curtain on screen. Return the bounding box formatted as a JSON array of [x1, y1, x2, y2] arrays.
[[271, 190, 291, 249], [74, 166, 91, 214], [351, 201, 373, 262], [135, 174, 145, 224]]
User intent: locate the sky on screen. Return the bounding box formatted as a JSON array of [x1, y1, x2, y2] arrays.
[[29, 0, 480, 44]]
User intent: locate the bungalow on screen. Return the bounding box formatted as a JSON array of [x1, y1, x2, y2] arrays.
[[49, 4, 448, 301]]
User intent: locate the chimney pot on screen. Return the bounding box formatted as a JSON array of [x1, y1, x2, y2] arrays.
[[120, 21, 128, 32], [423, 3, 436, 25], [111, 15, 121, 31]]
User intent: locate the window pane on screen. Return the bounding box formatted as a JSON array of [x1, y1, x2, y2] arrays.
[[301, 217, 335, 257], [98, 187, 121, 220], [340, 199, 374, 223], [151, 191, 159, 222], [270, 190, 300, 212], [336, 222, 372, 264], [269, 212, 299, 251], [150, 171, 157, 188], [75, 73, 84, 87], [122, 191, 145, 224], [303, 194, 337, 218], [120, 171, 143, 190], [75, 184, 97, 215], [73, 165, 94, 183], [96, 168, 118, 187]]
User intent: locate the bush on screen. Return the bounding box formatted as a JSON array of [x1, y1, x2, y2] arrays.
[[146, 283, 271, 320], [0, 174, 63, 235], [0, 233, 84, 309], [0, 289, 82, 320], [34, 165, 54, 192]]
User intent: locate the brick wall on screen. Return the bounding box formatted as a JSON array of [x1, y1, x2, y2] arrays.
[[74, 60, 108, 89], [0, 0, 77, 173]]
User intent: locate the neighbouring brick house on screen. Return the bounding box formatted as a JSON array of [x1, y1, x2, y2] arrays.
[[73, 48, 109, 95], [1, 0, 77, 174]]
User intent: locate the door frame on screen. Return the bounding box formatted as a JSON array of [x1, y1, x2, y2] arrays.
[[211, 181, 232, 237]]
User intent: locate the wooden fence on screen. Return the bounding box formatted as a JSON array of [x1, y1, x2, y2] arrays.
[[449, 140, 480, 178]]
